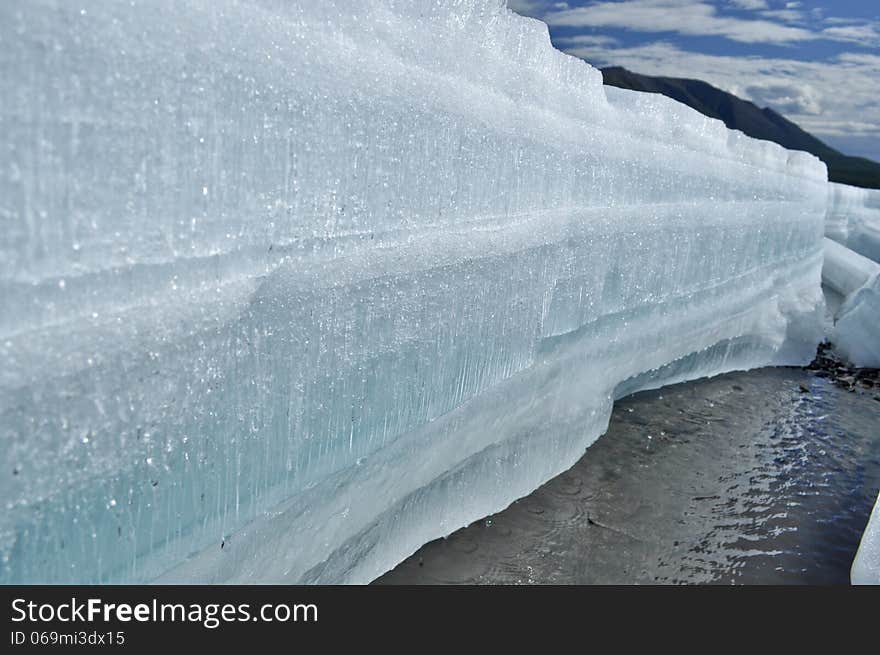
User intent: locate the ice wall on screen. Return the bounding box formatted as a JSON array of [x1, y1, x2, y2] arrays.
[[823, 239, 880, 367], [852, 490, 880, 585], [1, 0, 827, 584], [825, 182, 880, 264]]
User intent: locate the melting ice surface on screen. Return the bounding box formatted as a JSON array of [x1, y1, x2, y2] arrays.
[[0, 1, 828, 583]]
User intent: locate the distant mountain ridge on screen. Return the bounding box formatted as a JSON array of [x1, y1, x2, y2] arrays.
[[601, 66, 880, 190]]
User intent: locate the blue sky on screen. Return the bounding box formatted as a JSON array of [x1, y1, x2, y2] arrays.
[[507, 1, 880, 161]]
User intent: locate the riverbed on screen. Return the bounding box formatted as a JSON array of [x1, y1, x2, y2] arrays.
[[377, 366, 880, 584]]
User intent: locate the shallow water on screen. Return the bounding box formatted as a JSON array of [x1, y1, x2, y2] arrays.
[[377, 367, 880, 584]]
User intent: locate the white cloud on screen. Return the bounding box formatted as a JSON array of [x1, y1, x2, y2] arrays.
[[553, 34, 621, 47], [728, 0, 768, 10], [543, 0, 816, 44], [744, 82, 821, 115], [539, 0, 880, 47], [759, 9, 806, 24], [821, 23, 880, 47], [838, 52, 880, 67], [824, 17, 857, 26], [561, 40, 880, 144]]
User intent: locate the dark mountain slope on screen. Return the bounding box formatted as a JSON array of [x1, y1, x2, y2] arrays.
[[601, 66, 880, 190]]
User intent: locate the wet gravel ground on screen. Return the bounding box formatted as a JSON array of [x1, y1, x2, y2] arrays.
[[377, 361, 880, 585]]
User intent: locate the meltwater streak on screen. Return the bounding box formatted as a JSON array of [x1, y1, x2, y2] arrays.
[[1, 1, 826, 583]]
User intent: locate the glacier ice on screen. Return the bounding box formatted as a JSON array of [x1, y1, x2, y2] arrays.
[[822, 238, 880, 367], [1, 0, 828, 584], [852, 490, 880, 585], [825, 183, 880, 265]]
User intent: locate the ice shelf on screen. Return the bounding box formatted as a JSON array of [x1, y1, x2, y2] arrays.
[[825, 183, 880, 265], [1, 0, 828, 583]]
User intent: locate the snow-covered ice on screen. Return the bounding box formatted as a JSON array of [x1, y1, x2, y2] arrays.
[[1, 0, 828, 584], [825, 183, 880, 265], [822, 238, 880, 367]]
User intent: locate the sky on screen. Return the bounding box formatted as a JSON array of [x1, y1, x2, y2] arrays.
[[506, 0, 880, 161]]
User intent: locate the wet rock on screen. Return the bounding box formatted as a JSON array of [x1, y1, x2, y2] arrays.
[[804, 341, 880, 393]]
